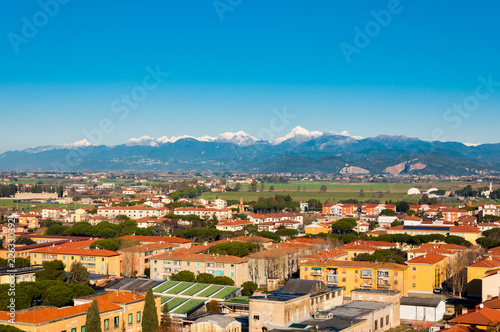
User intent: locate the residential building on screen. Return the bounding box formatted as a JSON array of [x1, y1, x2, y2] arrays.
[[449, 307, 500, 330], [440, 208, 468, 223], [135, 216, 167, 228], [97, 205, 168, 219], [387, 225, 482, 244], [41, 207, 61, 220], [118, 242, 176, 277], [246, 212, 303, 225], [300, 260, 409, 296], [216, 219, 254, 232], [304, 222, 331, 235], [467, 256, 500, 283], [149, 251, 248, 285], [248, 279, 343, 332], [174, 207, 233, 220], [406, 254, 448, 294], [30, 245, 121, 276], [322, 203, 356, 216], [0, 291, 161, 332]]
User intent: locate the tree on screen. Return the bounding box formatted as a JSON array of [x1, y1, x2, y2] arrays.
[[0, 325, 24, 332], [206, 300, 220, 313], [319, 185, 327, 193], [208, 242, 260, 257], [390, 220, 403, 227], [43, 284, 73, 307], [171, 270, 195, 282], [196, 273, 214, 284], [85, 300, 102, 332], [275, 228, 299, 238], [234, 183, 242, 191], [212, 276, 235, 285], [67, 261, 90, 284], [396, 201, 410, 213], [269, 185, 275, 192], [35, 260, 65, 281], [380, 209, 397, 216], [160, 303, 172, 330], [15, 235, 36, 245], [142, 287, 159, 332], [249, 181, 258, 192], [241, 281, 257, 296]]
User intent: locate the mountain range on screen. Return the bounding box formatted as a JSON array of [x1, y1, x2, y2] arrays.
[[1, 126, 500, 175]]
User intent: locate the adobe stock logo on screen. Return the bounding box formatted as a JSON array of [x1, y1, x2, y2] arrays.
[[339, 0, 409, 64], [7, 0, 70, 54]]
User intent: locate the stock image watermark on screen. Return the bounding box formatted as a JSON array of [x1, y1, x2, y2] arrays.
[[213, 0, 242, 21], [432, 74, 499, 142], [50, 64, 168, 171], [8, 0, 71, 54], [6, 215, 17, 323], [339, 0, 409, 64]]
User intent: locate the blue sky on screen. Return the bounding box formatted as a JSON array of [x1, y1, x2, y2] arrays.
[[0, 0, 499, 152]]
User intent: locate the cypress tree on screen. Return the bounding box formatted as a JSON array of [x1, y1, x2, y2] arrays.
[[85, 300, 102, 332], [142, 287, 159, 332]]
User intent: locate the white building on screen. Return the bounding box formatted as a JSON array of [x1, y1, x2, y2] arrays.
[[97, 205, 167, 219], [174, 207, 232, 220]]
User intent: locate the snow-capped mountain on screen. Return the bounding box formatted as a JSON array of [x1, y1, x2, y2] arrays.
[[23, 139, 94, 153], [272, 126, 323, 145], [126, 131, 262, 147]]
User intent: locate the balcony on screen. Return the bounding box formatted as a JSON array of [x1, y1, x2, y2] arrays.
[[377, 283, 390, 289], [360, 274, 372, 279], [311, 270, 322, 276], [360, 283, 373, 288], [326, 274, 338, 285]]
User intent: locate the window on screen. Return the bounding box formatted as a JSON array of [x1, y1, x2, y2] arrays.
[[263, 314, 267, 321], [253, 314, 260, 320], [412, 267, 416, 271], [380, 317, 383, 328], [304, 267, 308, 271], [114, 316, 119, 328], [231, 264, 234, 268], [386, 315, 389, 325], [137, 311, 141, 323], [71, 329, 76, 332], [104, 319, 109, 330], [128, 313, 133, 325], [187, 262, 190, 266], [197, 262, 200, 266], [81, 327, 85, 332], [375, 319, 378, 330], [412, 283, 416, 288], [361, 269, 372, 278]]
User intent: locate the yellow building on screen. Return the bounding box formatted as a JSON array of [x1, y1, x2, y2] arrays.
[[31, 246, 121, 276], [406, 254, 448, 293], [388, 225, 482, 244], [466, 256, 500, 283], [0, 291, 162, 332], [304, 222, 331, 235], [300, 260, 409, 297]]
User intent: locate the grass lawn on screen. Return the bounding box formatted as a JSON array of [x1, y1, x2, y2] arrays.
[[163, 297, 188, 310], [180, 283, 210, 296], [167, 282, 195, 294], [212, 286, 240, 299], [201, 181, 481, 203], [197, 285, 224, 298], [153, 280, 180, 293], [171, 299, 205, 314]]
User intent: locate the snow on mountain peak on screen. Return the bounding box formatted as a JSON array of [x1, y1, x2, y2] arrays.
[[272, 126, 323, 145], [126, 136, 159, 147]]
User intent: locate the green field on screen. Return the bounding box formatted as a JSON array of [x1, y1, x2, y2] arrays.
[[163, 297, 189, 310], [0, 199, 93, 211], [222, 296, 249, 304], [212, 286, 240, 299], [153, 280, 180, 293], [160, 296, 172, 304], [180, 283, 210, 296], [171, 299, 205, 314], [201, 181, 496, 204], [197, 285, 224, 298], [167, 282, 195, 294]]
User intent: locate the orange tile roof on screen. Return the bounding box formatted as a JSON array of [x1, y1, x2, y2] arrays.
[[31, 246, 120, 257], [303, 249, 348, 260], [302, 259, 408, 270], [450, 307, 500, 326], [482, 297, 500, 309], [231, 236, 274, 243], [120, 235, 191, 244], [338, 240, 395, 251], [468, 256, 500, 268], [151, 250, 248, 263], [0, 291, 143, 324], [246, 247, 300, 259], [117, 242, 176, 253], [406, 254, 447, 265]]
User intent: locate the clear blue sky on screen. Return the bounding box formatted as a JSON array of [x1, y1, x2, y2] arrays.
[[0, 0, 499, 152]]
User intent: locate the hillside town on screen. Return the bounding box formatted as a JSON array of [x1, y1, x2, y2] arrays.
[[0, 174, 500, 332]]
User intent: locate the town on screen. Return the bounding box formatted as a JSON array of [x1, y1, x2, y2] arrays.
[[0, 173, 500, 332]]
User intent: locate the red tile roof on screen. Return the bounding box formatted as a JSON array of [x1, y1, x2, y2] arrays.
[[450, 307, 500, 326], [406, 254, 447, 265]]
